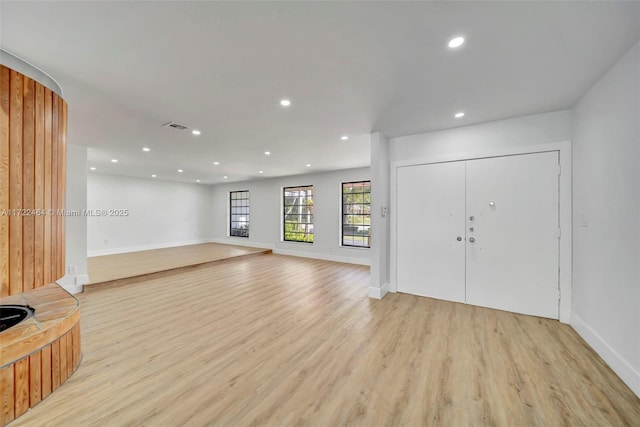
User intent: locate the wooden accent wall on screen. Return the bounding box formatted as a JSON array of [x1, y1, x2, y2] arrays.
[[0, 323, 80, 425], [0, 64, 67, 297]]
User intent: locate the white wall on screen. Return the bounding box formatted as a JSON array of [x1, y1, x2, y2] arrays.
[[370, 133, 390, 297], [57, 144, 88, 293], [87, 174, 213, 256], [210, 167, 371, 265], [390, 110, 572, 163], [572, 41, 640, 396]]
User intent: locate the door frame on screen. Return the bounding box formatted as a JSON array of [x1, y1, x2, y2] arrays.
[[390, 141, 572, 323]]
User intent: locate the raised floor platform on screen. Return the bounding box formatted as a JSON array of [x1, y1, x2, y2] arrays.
[[87, 243, 272, 287]]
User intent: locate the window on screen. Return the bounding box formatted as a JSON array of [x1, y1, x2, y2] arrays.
[[342, 181, 371, 248], [283, 186, 314, 243], [230, 190, 249, 237]]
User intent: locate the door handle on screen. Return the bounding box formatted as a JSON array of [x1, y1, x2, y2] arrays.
[[469, 237, 476, 243]]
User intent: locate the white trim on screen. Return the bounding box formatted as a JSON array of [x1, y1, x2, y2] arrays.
[[273, 248, 370, 266], [390, 140, 572, 323], [369, 282, 389, 299], [208, 237, 274, 250], [58, 284, 84, 295], [572, 313, 640, 397], [87, 239, 212, 257], [0, 49, 63, 96]]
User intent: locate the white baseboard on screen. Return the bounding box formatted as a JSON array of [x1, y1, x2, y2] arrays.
[[88, 239, 212, 257], [207, 237, 274, 250], [571, 313, 640, 397], [369, 282, 389, 299], [273, 248, 370, 266]]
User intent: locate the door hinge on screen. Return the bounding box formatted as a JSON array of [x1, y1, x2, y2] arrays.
[[557, 228, 561, 238]]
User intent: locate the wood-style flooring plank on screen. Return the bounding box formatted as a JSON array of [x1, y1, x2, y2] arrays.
[[9, 254, 640, 426]]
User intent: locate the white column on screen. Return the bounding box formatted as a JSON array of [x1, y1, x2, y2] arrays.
[[369, 132, 390, 299]]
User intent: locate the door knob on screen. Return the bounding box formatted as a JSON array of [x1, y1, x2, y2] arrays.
[[456, 236, 462, 241], [469, 237, 476, 243]]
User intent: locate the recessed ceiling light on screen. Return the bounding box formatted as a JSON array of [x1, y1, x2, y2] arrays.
[[223, 176, 228, 179], [448, 36, 465, 48], [454, 112, 465, 118], [258, 170, 264, 174], [192, 129, 201, 136], [111, 159, 118, 163], [90, 167, 96, 171], [142, 147, 151, 152], [280, 99, 291, 107], [178, 169, 183, 173], [152, 174, 157, 178], [196, 179, 201, 183], [306, 164, 311, 167], [264, 151, 271, 155], [213, 161, 220, 165], [341, 136, 349, 140]]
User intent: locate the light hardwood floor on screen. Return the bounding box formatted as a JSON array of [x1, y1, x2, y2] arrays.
[[87, 243, 270, 285], [12, 254, 640, 426]]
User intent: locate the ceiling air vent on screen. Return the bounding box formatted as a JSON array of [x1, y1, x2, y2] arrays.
[[163, 122, 189, 131]]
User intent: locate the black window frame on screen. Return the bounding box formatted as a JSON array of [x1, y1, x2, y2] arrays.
[[341, 180, 371, 248], [283, 185, 314, 243], [229, 190, 250, 238]]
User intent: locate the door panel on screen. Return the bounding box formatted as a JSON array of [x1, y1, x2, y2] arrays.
[[396, 162, 466, 302], [465, 152, 559, 318]]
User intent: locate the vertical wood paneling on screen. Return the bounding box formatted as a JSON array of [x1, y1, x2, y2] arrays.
[[60, 100, 67, 278], [34, 83, 45, 288], [13, 358, 29, 418], [66, 328, 73, 377], [0, 365, 14, 425], [40, 345, 52, 399], [51, 339, 60, 390], [42, 88, 52, 285], [73, 323, 81, 370], [22, 77, 36, 292], [8, 70, 23, 296], [59, 333, 68, 384], [0, 66, 9, 298], [29, 350, 42, 407], [50, 93, 58, 284]]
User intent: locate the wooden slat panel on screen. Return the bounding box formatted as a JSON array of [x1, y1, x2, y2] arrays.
[[13, 358, 29, 418], [40, 345, 52, 399], [59, 333, 68, 384], [22, 77, 36, 292], [0, 364, 14, 425], [42, 88, 52, 285], [34, 82, 45, 289], [56, 96, 66, 280], [9, 70, 23, 295], [50, 92, 58, 283], [0, 66, 9, 298], [51, 339, 60, 391], [73, 323, 81, 371], [29, 350, 42, 407], [66, 327, 73, 377]]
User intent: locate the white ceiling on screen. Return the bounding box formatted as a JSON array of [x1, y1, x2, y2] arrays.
[[1, 1, 639, 184]]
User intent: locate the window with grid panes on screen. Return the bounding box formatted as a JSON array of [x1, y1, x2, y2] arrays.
[[283, 186, 314, 243], [342, 181, 371, 247], [229, 190, 250, 237]]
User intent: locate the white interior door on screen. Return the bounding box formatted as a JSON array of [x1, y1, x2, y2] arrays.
[[465, 152, 559, 318], [396, 162, 466, 302]]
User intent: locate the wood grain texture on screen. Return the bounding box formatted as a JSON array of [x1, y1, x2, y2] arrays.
[[87, 242, 271, 285], [29, 351, 42, 407], [13, 358, 29, 418], [0, 66, 9, 298], [10, 254, 640, 426], [8, 70, 23, 296], [0, 365, 13, 425], [40, 346, 51, 399], [51, 339, 60, 391], [0, 65, 67, 296]]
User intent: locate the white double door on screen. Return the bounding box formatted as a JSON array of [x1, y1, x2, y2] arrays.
[[396, 151, 560, 319]]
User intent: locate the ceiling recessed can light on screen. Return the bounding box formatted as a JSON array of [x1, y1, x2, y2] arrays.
[[454, 112, 465, 118], [448, 36, 465, 48], [258, 170, 264, 174], [142, 147, 151, 152], [213, 161, 219, 165], [223, 176, 228, 179], [196, 179, 201, 183], [111, 159, 118, 163], [152, 174, 157, 178], [280, 99, 291, 107], [90, 167, 96, 171], [264, 151, 271, 155], [341, 136, 349, 140], [178, 169, 183, 173], [192, 129, 201, 136], [306, 164, 311, 167]]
